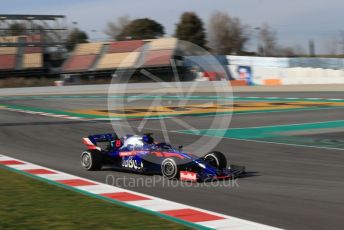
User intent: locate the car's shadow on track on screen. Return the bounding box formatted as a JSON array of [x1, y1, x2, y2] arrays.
[[101, 167, 260, 182], [238, 171, 260, 179]]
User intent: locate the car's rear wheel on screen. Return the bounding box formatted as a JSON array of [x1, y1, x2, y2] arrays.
[[81, 150, 102, 171], [203, 151, 227, 170], [161, 158, 179, 179]]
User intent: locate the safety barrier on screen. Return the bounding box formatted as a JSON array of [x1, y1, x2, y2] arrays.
[[227, 55, 344, 70], [227, 55, 344, 85], [229, 66, 344, 85]]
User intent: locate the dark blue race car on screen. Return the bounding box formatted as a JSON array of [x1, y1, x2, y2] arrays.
[[81, 133, 245, 182]]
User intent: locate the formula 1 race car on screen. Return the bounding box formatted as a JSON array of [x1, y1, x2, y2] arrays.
[[81, 133, 245, 182]]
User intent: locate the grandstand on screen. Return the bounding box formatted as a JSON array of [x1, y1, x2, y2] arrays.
[[0, 35, 43, 73], [142, 38, 177, 67], [0, 17, 183, 84], [0, 14, 66, 77], [96, 40, 144, 70], [0, 14, 221, 84], [62, 43, 103, 72], [61, 38, 180, 80]]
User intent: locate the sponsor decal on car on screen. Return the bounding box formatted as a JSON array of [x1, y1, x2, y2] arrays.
[[180, 171, 198, 182], [122, 156, 144, 170]]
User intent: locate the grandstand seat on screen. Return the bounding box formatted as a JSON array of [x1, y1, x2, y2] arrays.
[[108, 40, 144, 53], [23, 53, 43, 69], [96, 52, 140, 69], [0, 36, 19, 43], [24, 46, 43, 54], [143, 50, 174, 67], [63, 55, 97, 72], [61, 38, 179, 73], [0, 47, 17, 55], [0, 36, 18, 56], [74, 43, 103, 55], [26, 34, 41, 43], [148, 38, 177, 51], [0, 55, 16, 70]]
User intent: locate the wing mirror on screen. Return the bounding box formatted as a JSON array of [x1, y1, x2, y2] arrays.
[[178, 145, 183, 151]]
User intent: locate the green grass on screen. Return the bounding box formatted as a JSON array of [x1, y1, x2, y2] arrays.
[[0, 167, 191, 230]]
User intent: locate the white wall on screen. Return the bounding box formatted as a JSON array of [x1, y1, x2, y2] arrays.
[[227, 56, 344, 85]]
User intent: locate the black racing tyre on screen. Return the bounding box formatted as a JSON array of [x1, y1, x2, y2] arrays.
[[161, 158, 179, 179], [203, 151, 227, 170], [81, 150, 103, 171]]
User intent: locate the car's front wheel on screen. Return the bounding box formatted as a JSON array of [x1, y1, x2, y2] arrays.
[[203, 151, 227, 170], [161, 158, 179, 179], [81, 150, 102, 171]]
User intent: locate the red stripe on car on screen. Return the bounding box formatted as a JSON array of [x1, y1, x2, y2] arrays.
[[119, 151, 137, 157], [151, 152, 185, 159]]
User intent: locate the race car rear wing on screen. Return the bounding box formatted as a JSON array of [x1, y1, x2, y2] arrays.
[[82, 133, 119, 151], [88, 133, 119, 144]]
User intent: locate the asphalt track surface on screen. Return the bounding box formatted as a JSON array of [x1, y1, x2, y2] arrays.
[[1, 92, 344, 230]]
